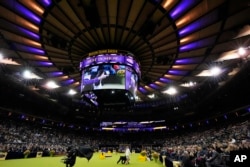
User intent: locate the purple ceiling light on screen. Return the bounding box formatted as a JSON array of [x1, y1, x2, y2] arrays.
[[138, 86, 148, 94], [179, 36, 216, 52], [0, 20, 40, 40], [149, 83, 161, 89], [17, 27, 40, 40], [37, 61, 53, 66], [47, 72, 63, 77], [61, 79, 75, 86], [159, 77, 171, 83], [168, 70, 189, 75], [179, 11, 219, 37], [13, 43, 45, 55], [175, 57, 203, 64], [169, 0, 200, 20], [4, 0, 41, 24], [38, 0, 52, 7]]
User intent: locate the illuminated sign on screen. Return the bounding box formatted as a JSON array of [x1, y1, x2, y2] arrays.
[[88, 49, 118, 56]]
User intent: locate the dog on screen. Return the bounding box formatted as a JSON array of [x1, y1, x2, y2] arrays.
[[117, 155, 127, 164], [61, 145, 94, 167]]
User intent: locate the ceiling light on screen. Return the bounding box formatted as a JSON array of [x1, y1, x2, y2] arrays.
[[210, 67, 222, 76], [148, 94, 155, 99], [22, 70, 42, 79], [68, 89, 77, 95], [180, 81, 197, 87], [197, 67, 223, 77], [45, 81, 60, 89], [153, 126, 166, 130], [162, 87, 177, 95], [154, 120, 165, 123], [113, 121, 127, 125], [140, 121, 150, 124], [23, 70, 31, 78], [0, 57, 20, 65], [102, 127, 114, 131], [238, 47, 247, 55]]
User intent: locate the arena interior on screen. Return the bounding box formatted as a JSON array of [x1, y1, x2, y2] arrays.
[[0, 0, 250, 167]]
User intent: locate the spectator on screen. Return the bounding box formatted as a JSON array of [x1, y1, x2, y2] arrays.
[[205, 145, 222, 167]]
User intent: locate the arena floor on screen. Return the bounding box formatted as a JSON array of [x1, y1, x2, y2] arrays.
[[0, 153, 164, 167]]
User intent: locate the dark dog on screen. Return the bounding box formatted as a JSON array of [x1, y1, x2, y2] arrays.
[[62, 145, 94, 167], [63, 147, 77, 167], [117, 156, 127, 164]]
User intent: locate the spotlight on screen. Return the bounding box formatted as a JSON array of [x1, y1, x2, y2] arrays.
[[238, 47, 246, 56]]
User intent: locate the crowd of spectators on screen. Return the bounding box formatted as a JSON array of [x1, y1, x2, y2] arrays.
[[0, 113, 249, 166], [159, 120, 250, 166]]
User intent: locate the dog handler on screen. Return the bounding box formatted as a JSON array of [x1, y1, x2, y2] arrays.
[[125, 146, 131, 164]]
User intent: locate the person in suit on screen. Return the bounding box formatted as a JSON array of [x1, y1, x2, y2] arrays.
[[125, 146, 131, 164], [205, 145, 222, 167], [64, 146, 77, 167]]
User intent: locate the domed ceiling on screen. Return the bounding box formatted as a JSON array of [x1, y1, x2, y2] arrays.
[[0, 0, 250, 127]]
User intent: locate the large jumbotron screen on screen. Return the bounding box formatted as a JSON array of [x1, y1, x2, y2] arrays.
[[80, 50, 140, 98], [81, 64, 138, 97]]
